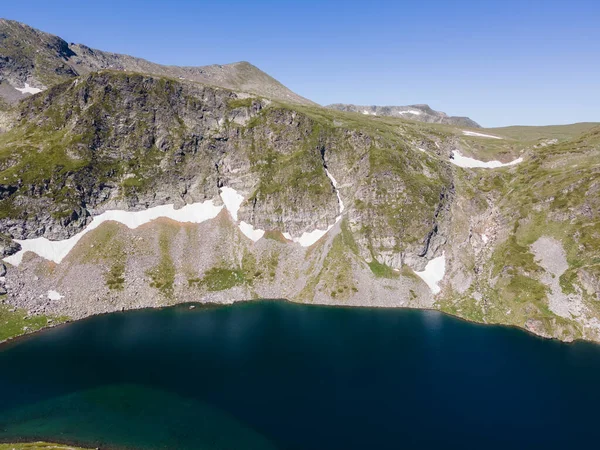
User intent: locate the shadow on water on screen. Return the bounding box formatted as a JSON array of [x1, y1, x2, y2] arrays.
[[1, 300, 600, 449]]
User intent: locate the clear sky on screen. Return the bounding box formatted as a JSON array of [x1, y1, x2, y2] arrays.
[[2, 0, 599, 127]]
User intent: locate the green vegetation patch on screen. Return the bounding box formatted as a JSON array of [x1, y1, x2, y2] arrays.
[[193, 267, 247, 292], [368, 260, 399, 279], [227, 97, 254, 109], [0, 304, 68, 342], [0, 443, 90, 450], [146, 225, 177, 298], [77, 222, 127, 291]]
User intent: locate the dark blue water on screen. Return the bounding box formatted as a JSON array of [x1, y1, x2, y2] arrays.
[[0, 301, 599, 449]]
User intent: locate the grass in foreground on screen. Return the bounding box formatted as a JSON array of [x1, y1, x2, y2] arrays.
[[0, 303, 68, 343], [0, 442, 90, 450]]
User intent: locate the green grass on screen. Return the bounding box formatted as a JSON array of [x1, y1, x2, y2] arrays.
[[486, 122, 600, 142], [0, 443, 90, 450], [368, 260, 399, 279], [77, 222, 127, 291], [0, 304, 68, 342], [226, 97, 254, 109], [146, 225, 177, 298], [193, 267, 247, 292]]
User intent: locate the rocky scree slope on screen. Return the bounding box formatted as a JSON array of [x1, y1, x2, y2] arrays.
[[0, 18, 314, 106], [0, 69, 598, 345], [327, 103, 481, 128]]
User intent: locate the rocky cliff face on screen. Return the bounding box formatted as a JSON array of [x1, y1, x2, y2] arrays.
[[0, 71, 452, 265], [326, 103, 481, 128]]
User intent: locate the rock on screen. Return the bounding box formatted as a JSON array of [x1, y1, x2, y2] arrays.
[[578, 269, 600, 298], [0, 234, 20, 257]]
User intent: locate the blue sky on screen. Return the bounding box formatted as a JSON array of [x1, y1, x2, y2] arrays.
[[2, 0, 599, 127]]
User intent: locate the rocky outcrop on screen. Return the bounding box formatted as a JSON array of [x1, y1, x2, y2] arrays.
[[326, 103, 481, 128]]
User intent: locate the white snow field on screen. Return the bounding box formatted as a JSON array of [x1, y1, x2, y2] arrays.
[[219, 187, 265, 242], [219, 187, 244, 221], [47, 290, 64, 300], [238, 221, 265, 242], [415, 254, 446, 294], [398, 110, 422, 115], [450, 150, 523, 169], [462, 130, 503, 139], [14, 83, 43, 94], [4, 200, 223, 266]]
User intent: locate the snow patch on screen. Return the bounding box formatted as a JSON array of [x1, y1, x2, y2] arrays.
[[325, 169, 344, 214], [481, 234, 489, 244], [450, 150, 523, 169], [462, 130, 503, 139], [47, 290, 63, 301], [282, 232, 292, 240], [291, 224, 335, 247], [219, 187, 266, 242], [415, 254, 446, 294], [219, 187, 244, 221], [398, 110, 422, 116], [417, 147, 427, 153], [4, 200, 223, 266], [15, 83, 43, 94], [239, 221, 265, 242]]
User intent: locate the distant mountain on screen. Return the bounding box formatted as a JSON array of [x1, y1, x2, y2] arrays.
[[326, 103, 481, 128], [0, 18, 314, 105]]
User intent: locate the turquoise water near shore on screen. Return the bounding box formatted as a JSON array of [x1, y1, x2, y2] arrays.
[[1, 301, 600, 449]]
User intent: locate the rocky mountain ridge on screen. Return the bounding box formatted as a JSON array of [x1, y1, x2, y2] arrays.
[[326, 103, 481, 128], [0, 18, 314, 106], [0, 19, 599, 346]]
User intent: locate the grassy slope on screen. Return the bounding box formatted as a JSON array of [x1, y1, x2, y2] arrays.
[[486, 122, 600, 141], [0, 303, 68, 343], [439, 125, 600, 339]]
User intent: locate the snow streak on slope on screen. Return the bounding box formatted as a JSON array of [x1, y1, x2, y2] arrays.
[[462, 130, 503, 139], [450, 151, 523, 169], [325, 169, 344, 215], [219, 187, 265, 242], [285, 169, 345, 247], [14, 83, 43, 94], [4, 201, 223, 266]]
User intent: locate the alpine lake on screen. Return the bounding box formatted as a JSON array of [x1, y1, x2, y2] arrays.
[[1, 300, 599, 449]]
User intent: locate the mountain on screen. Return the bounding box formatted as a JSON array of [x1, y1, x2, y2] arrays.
[[326, 103, 481, 128], [0, 19, 599, 346], [0, 18, 314, 106]]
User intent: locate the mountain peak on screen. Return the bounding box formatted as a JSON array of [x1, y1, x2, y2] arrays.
[[0, 19, 314, 106]]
